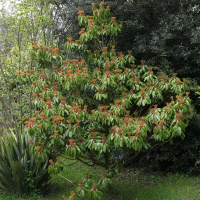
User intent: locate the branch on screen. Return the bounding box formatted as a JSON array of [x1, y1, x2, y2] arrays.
[[122, 150, 142, 166], [62, 160, 78, 167], [76, 157, 96, 167], [58, 174, 73, 183], [150, 137, 172, 150]]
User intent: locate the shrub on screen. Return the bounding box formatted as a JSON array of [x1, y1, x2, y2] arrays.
[[17, 2, 192, 199], [0, 129, 50, 197]]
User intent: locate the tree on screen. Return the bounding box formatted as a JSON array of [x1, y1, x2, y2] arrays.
[[0, 1, 55, 196], [116, 0, 200, 79], [18, 3, 192, 199], [46, 0, 200, 173], [0, 0, 54, 132], [49, 0, 101, 46]]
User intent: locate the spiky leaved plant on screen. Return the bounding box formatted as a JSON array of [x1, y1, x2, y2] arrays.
[[0, 129, 50, 196]]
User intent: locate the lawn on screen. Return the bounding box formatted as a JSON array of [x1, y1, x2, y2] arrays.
[[1, 159, 200, 200]]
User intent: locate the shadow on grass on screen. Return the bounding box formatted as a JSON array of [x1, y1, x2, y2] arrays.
[[1, 160, 200, 200], [102, 172, 200, 200]]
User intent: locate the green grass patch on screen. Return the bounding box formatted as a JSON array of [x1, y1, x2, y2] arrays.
[[1, 159, 200, 200], [103, 171, 200, 200]]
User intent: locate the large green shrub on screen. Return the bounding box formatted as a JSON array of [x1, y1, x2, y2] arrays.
[[0, 129, 50, 196], [16, 3, 192, 199]]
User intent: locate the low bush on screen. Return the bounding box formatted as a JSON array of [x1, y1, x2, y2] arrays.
[[0, 129, 50, 197]]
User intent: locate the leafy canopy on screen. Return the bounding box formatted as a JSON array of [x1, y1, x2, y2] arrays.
[[17, 2, 191, 199]]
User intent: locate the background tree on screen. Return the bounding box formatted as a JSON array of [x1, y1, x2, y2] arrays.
[[0, 0, 54, 132], [0, 1, 54, 196]]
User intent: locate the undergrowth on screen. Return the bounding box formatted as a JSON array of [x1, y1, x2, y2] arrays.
[[1, 158, 200, 200]]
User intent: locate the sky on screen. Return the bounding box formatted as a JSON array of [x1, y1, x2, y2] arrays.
[[0, 0, 11, 10]]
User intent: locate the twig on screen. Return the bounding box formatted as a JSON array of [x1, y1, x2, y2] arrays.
[[58, 174, 73, 184]]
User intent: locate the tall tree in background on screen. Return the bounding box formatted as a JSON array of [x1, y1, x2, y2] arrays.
[[115, 0, 200, 80], [0, 0, 54, 132]]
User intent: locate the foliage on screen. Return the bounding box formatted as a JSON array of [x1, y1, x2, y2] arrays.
[[50, 0, 200, 81], [0, 0, 54, 132], [49, 0, 200, 175], [16, 2, 192, 199], [49, 0, 101, 47], [108, 0, 200, 76], [0, 129, 50, 196], [130, 113, 200, 174]]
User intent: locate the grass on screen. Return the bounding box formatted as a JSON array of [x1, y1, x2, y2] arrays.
[[1, 159, 200, 200], [104, 171, 200, 200]]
